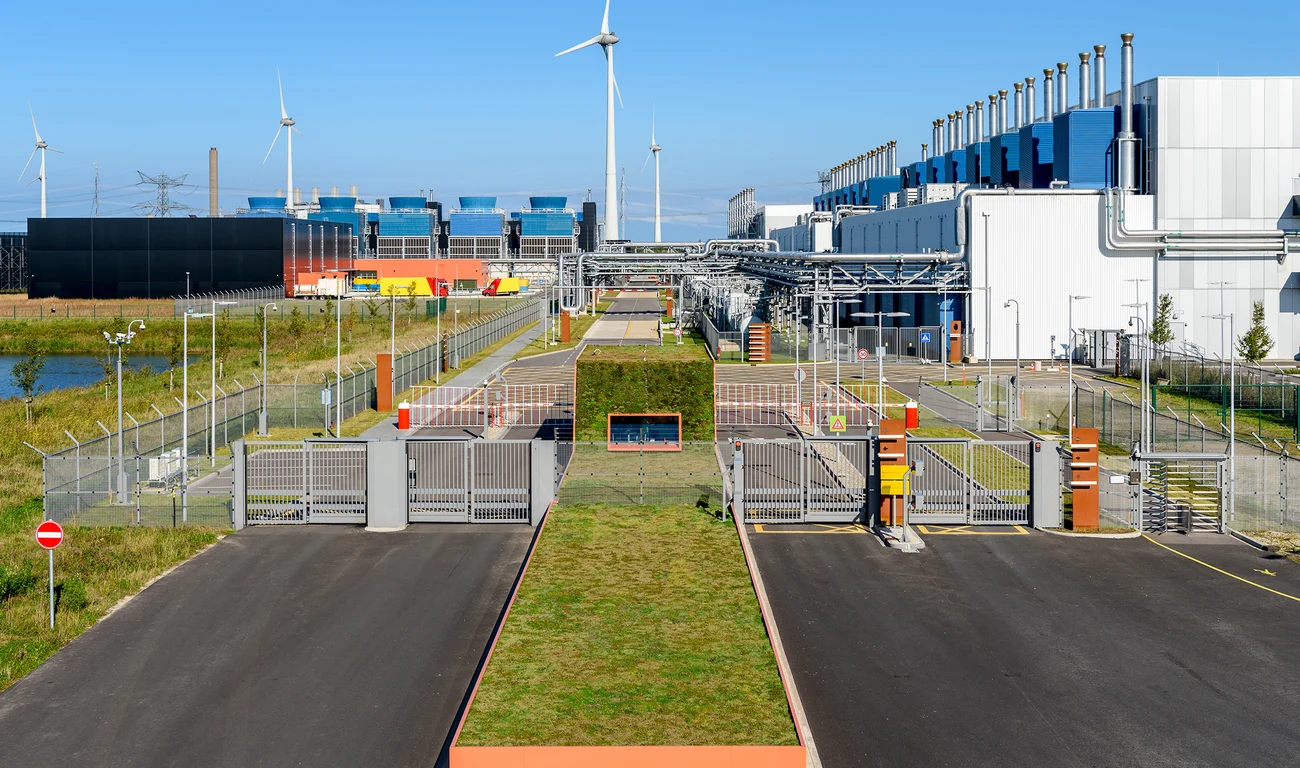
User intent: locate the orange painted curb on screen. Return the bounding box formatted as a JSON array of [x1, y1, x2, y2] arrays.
[[450, 744, 805, 768]]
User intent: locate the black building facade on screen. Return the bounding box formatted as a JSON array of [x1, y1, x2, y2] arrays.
[[26, 217, 353, 299]]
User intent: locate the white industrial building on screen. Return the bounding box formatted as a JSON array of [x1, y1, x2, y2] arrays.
[[771, 36, 1300, 362]]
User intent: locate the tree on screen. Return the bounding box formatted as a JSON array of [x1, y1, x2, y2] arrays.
[[287, 305, 306, 350], [11, 339, 44, 424], [215, 309, 233, 376], [363, 297, 382, 332], [1237, 300, 1274, 364], [1149, 293, 1175, 348], [322, 297, 336, 330]]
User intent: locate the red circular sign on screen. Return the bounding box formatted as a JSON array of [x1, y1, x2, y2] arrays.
[[857, 349, 870, 361], [35, 520, 64, 550]]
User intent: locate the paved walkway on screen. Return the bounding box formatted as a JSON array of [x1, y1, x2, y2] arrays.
[[363, 318, 549, 439], [585, 291, 663, 346]]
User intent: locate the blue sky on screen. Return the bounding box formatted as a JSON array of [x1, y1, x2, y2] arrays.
[[1, 0, 1297, 240]]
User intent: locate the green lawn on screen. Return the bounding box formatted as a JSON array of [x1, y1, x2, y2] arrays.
[[558, 443, 723, 509], [457, 504, 797, 747], [517, 300, 613, 358]]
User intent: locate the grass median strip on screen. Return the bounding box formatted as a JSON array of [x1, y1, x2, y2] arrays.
[[457, 503, 798, 747]]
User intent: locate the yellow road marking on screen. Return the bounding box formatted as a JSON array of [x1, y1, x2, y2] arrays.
[[1143, 535, 1300, 603], [752, 523, 871, 534], [916, 524, 1030, 535], [1255, 568, 1278, 577]]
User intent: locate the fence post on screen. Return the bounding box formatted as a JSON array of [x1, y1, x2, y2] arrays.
[[232, 440, 246, 531], [1030, 438, 1062, 529], [530, 439, 555, 526], [732, 446, 745, 523]]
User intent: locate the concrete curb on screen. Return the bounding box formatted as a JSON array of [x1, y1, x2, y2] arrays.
[[1038, 527, 1142, 540], [880, 525, 926, 552], [1228, 528, 1276, 551]]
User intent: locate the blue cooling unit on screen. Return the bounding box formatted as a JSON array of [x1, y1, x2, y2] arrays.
[[1052, 107, 1119, 189], [990, 132, 1020, 187], [965, 142, 991, 186], [1018, 123, 1055, 189]]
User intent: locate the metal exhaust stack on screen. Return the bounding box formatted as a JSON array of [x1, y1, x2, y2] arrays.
[[954, 110, 963, 149], [998, 90, 1009, 135], [1013, 83, 1024, 129], [965, 105, 975, 146], [1093, 44, 1106, 107], [988, 94, 998, 136], [1025, 77, 1036, 124], [932, 120, 941, 158], [1079, 52, 1092, 109], [888, 140, 897, 174], [1056, 63, 1069, 116], [1119, 33, 1136, 190], [975, 101, 985, 142], [1042, 68, 1055, 120], [921, 142, 928, 162], [208, 147, 218, 216]]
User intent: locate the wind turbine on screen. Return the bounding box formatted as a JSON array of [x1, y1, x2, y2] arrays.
[[262, 68, 302, 206], [642, 109, 662, 243], [556, 0, 622, 242], [19, 103, 62, 219]]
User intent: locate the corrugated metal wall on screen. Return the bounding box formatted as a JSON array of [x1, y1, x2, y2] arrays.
[[1053, 108, 1119, 189], [866, 176, 902, 207], [990, 132, 1020, 187], [519, 212, 577, 236], [377, 212, 437, 237], [1017, 123, 1055, 189], [965, 142, 991, 186], [449, 213, 505, 237]]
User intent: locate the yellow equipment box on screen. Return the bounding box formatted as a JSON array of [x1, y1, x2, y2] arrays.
[[879, 464, 909, 496]]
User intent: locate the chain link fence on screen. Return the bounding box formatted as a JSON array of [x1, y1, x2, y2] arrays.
[[40, 297, 544, 527]]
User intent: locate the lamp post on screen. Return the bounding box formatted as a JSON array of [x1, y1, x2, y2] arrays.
[[390, 290, 397, 402], [259, 301, 277, 435], [211, 299, 237, 465], [183, 309, 213, 523], [1128, 314, 1148, 451], [1208, 312, 1235, 532], [104, 319, 145, 505], [1004, 299, 1020, 420], [335, 295, 342, 430], [1067, 295, 1091, 445]]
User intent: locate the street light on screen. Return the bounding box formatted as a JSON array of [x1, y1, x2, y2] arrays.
[[1004, 299, 1020, 420], [1128, 313, 1149, 452], [211, 299, 237, 465], [1067, 295, 1091, 445], [1207, 312, 1235, 532], [335, 295, 342, 431], [183, 309, 213, 523], [104, 319, 145, 505], [259, 302, 277, 435], [853, 310, 909, 421]]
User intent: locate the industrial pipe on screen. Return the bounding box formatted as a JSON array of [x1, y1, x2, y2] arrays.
[[921, 143, 928, 162], [988, 94, 998, 137], [1013, 83, 1024, 130], [1094, 45, 1107, 108], [965, 105, 974, 146], [1025, 77, 1036, 123], [1119, 33, 1136, 190], [975, 101, 985, 142], [1079, 52, 1091, 109], [888, 141, 897, 175], [1043, 69, 1055, 120], [955, 111, 965, 149], [998, 90, 1008, 135], [1057, 62, 1069, 116]]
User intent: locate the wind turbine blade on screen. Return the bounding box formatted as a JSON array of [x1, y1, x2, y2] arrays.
[[18, 147, 37, 182], [277, 67, 288, 119], [651, 105, 655, 143], [47, 147, 64, 155], [262, 126, 283, 164], [642, 151, 652, 173], [291, 126, 304, 136], [28, 101, 43, 143], [601, 0, 611, 34], [605, 46, 624, 109], [555, 35, 601, 57]]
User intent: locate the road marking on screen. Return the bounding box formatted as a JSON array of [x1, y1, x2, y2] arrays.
[[1143, 535, 1300, 603], [752, 523, 871, 535], [1255, 568, 1278, 577], [916, 524, 1030, 535]]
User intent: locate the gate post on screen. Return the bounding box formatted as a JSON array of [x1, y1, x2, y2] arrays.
[[877, 419, 908, 527], [1030, 438, 1062, 529], [530, 439, 555, 526], [365, 440, 407, 531], [232, 439, 246, 531], [732, 446, 745, 522]]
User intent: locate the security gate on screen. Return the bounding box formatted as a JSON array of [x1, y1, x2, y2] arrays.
[[409, 386, 485, 428], [907, 439, 1032, 525], [1138, 453, 1227, 533], [244, 440, 368, 524], [407, 439, 532, 523], [736, 438, 871, 523]]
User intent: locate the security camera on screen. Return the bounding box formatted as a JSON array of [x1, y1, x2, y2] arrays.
[[102, 331, 111, 341], [139, 323, 146, 330]]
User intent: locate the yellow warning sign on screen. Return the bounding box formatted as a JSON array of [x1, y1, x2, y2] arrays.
[[828, 414, 847, 432]]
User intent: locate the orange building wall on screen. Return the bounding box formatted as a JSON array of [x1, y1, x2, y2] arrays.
[[355, 259, 484, 286]]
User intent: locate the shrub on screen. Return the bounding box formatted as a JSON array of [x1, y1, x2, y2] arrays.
[[0, 566, 37, 601], [57, 576, 89, 612]]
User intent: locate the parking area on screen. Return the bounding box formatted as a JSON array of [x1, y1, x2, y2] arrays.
[[749, 526, 1300, 767], [0, 525, 533, 768]]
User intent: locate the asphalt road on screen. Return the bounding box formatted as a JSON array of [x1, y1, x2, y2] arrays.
[[749, 527, 1300, 768], [585, 291, 663, 345], [0, 525, 533, 768]]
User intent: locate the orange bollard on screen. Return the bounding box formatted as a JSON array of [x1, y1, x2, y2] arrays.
[[397, 402, 410, 430]]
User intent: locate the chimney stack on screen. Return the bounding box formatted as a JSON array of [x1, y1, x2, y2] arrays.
[[998, 90, 1009, 135], [1057, 62, 1069, 116], [311, 186, 320, 204], [975, 101, 985, 142], [888, 141, 896, 174], [1093, 45, 1107, 108], [349, 184, 359, 198], [1079, 52, 1092, 109], [966, 105, 974, 146], [921, 142, 928, 162], [1119, 33, 1136, 190], [1013, 83, 1024, 130], [208, 148, 218, 216], [1042, 69, 1055, 121], [1025, 77, 1036, 124]]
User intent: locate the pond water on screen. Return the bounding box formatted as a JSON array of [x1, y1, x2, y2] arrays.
[[1, 354, 173, 400]]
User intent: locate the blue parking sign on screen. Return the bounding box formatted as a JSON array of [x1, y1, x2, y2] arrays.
[[920, 332, 931, 343]]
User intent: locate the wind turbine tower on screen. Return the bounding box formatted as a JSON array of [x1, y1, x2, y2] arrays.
[[20, 103, 62, 219], [263, 69, 302, 207], [556, 0, 622, 242], [643, 111, 662, 243]]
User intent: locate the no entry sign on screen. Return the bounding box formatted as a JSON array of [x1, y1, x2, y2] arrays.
[[35, 520, 64, 550]]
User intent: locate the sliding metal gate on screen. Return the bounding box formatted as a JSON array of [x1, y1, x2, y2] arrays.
[[244, 440, 368, 524], [906, 439, 1032, 525], [736, 438, 871, 523], [407, 439, 532, 523]]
